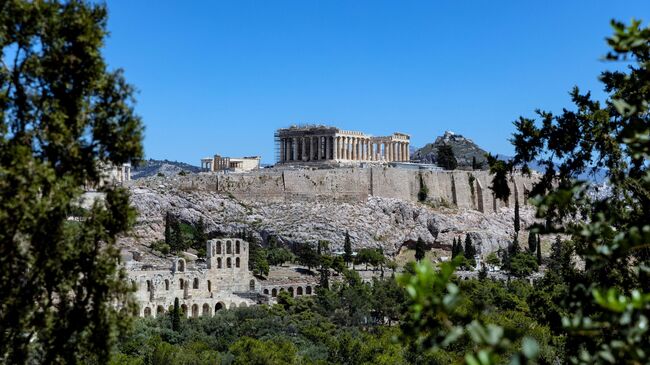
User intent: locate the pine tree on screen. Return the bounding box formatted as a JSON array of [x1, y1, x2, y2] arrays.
[[344, 231, 352, 264], [514, 199, 520, 235], [527, 232, 537, 253], [171, 297, 181, 332]]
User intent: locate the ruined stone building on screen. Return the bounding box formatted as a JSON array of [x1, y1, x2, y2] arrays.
[[200, 155, 261, 173], [276, 125, 410, 164], [127, 238, 315, 318]]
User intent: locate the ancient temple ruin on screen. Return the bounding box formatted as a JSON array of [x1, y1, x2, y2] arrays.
[[275, 125, 410, 164]]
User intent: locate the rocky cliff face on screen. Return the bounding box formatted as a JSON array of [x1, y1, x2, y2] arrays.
[[121, 182, 535, 260], [412, 131, 489, 169]]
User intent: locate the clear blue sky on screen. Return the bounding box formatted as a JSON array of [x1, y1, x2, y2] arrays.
[[102, 1, 648, 165]]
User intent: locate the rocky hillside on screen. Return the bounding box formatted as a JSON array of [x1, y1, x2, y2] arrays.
[[120, 181, 536, 262], [411, 131, 489, 169], [131, 159, 201, 179]]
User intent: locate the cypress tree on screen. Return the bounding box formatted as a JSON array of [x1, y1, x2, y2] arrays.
[[344, 231, 352, 264], [436, 144, 458, 170], [536, 236, 542, 265], [457, 238, 465, 258], [527, 232, 537, 253], [464, 234, 476, 260], [171, 297, 181, 332], [164, 211, 172, 245], [415, 238, 426, 262], [451, 237, 458, 258], [514, 199, 520, 235]]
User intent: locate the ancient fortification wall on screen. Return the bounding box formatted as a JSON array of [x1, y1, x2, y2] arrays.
[[136, 167, 534, 212]]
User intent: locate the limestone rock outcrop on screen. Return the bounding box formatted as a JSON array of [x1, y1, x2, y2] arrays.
[[121, 184, 535, 258]]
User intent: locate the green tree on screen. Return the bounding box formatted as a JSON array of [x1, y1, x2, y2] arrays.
[[527, 232, 537, 254], [0, 2, 144, 363], [194, 217, 208, 247], [436, 144, 458, 170], [267, 247, 294, 266], [230, 337, 299, 365], [165, 211, 173, 245], [536, 235, 542, 265], [171, 297, 181, 332], [343, 231, 353, 264], [356, 248, 384, 271], [508, 252, 539, 278], [418, 173, 429, 202], [464, 234, 477, 265], [485, 252, 501, 267], [489, 19, 650, 363], [295, 244, 320, 271], [414, 237, 426, 262], [514, 199, 520, 235]]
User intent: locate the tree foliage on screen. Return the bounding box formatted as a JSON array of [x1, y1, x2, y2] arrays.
[[0, 1, 144, 363], [436, 144, 458, 170], [488, 19, 650, 363]]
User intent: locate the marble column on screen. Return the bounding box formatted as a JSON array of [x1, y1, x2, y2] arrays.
[[280, 138, 285, 162], [406, 142, 410, 161]]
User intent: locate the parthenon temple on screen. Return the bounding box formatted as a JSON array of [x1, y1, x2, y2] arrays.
[[276, 125, 410, 163]]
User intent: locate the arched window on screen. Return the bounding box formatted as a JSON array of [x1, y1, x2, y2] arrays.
[[179, 279, 184, 290], [191, 304, 199, 318], [157, 306, 165, 316], [235, 257, 240, 268], [146, 280, 152, 292], [263, 289, 269, 295], [297, 287, 303, 296], [288, 287, 294, 297], [193, 278, 199, 289], [271, 288, 277, 297], [202, 303, 210, 317], [216, 241, 222, 254], [143, 307, 152, 317], [217, 257, 222, 268], [181, 304, 188, 315], [249, 279, 255, 291], [305, 286, 312, 295], [208, 280, 212, 292], [236, 241, 240, 254], [226, 241, 232, 254], [239, 302, 247, 308], [227, 257, 232, 268], [178, 259, 185, 272], [215, 302, 224, 312], [165, 279, 169, 290], [229, 303, 237, 310]]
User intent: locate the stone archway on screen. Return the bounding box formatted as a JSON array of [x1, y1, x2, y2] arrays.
[[202, 303, 210, 317], [215, 302, 224, 313], [191, 304, 199, 318]]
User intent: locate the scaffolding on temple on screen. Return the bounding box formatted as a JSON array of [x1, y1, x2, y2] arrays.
[[273, 130, 281, 164]]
